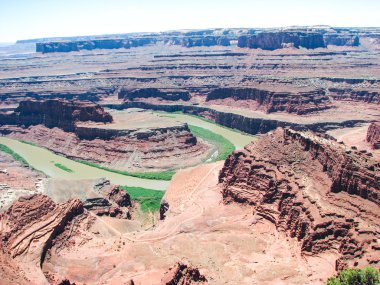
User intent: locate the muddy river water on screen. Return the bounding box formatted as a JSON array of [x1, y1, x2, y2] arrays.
[[0, 111, 256, 190], [155, 112, 256, 149]]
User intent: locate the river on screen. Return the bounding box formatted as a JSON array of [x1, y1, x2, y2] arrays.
[[0, 112, 256, 191]]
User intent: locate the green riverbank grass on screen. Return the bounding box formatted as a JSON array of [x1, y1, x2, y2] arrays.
[[120, 186, 164, 213], [188, 125, 235, 161]]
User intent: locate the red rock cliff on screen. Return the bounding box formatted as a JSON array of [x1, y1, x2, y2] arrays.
[[206, 87, 331, 114], [367, 123, 380, 149], [12, 99, 113, 131], [219, 128, 380, 270]]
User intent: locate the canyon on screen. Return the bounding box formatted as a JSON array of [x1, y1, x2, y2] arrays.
[[0, 99, 211, 172], [0, 25, 379, 285]]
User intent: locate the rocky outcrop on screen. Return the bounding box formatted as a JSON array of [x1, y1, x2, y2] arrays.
[[324, 33, 360, 46], [367, 123, 380, 149], [0, 99, 113, 132], [328, 88, 380, 104], [36, 38, 156, 53], [220, 128, 380, 270], [165, 36, 230, 47], [206, 87, 331, 114], [237, 31, 326, 50], [119, 88, 191, 101], [161, 263, 207, 284], [85, 181, 132, 219], [0, 194, 84, 283], [160, 199, 169, 220]]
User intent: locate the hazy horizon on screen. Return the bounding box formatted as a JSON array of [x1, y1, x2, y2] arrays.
[[1, 0, 379, 42]]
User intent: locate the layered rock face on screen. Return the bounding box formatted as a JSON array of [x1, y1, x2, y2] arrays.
[[36, 38, 156, 53], [324, 33, 360, 46], [237, 31, 326, 50], [206, 87, 331, 114], [220, 128, 380, 270], [0, 99, 113, 132], [165, 36, 230, 47], [329, 88, 380, 104], [367, 123, 380, 149], [0, 194, 84, 284], [161, 263, 208, 285], [119, 88, 191, 101]]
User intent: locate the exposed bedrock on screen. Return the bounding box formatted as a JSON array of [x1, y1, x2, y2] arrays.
[[165, 36, 230, 47], [206, 87, 331, 114], [328, 88, 380, 104], [84, 180, 132, 219], [161, 263, 208, 284], [118, 87, 191, 102], [0, 99, 113, 132], [0, 88, 113, 106], [36, 38, 156, 53], [0, 194, 84, 284], [237, 31, 326, 50], [323, 33, 360, 46], [219, 128, 380, 270], [367, 123, 380, 149]]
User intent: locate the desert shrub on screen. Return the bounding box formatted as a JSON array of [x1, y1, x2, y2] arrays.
[[326, 267, 379, 285]]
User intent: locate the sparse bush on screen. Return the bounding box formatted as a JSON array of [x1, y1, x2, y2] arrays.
[[326, 267, 380, 285]]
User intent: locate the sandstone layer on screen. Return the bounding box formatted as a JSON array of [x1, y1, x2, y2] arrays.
[[237, 31, 326, 50], [220, 128, 380, 270], [205, 87, 331, 114], [36, 38, 156, 53], [119, 88, 191, 102], [367, 122, 380, 149], [0, 99, 113, 132], [0, 194, 85, 284]]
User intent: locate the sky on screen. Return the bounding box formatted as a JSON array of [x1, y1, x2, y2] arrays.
[[0, 0, 379, 42]]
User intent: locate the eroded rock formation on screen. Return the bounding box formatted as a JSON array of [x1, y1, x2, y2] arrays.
[[237, 31, 326, 50], [165, 36, 230, 47], [85, 180, 132, 219], [220, 128, 380, 270], [0, 194, 84, 284], [161, 263, 208, 285], [119, 88, 191, 101], [206, 87, 331, 114], [0, 99, 113, 132], [324, 33, 360, 46], [367, 123, 380, 149], [36, 38, 156, 53], [329, 88, 380, 104]]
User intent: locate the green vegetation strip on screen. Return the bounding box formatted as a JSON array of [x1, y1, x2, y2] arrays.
[[120, 186, 164, 213], [0, 144, 29, 166], [76, 160, 175, 181], [188, 125, 235, 161], [326, 266, 379, 285], [53, 162, 74, 173], [20, 140, 37, 146]]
